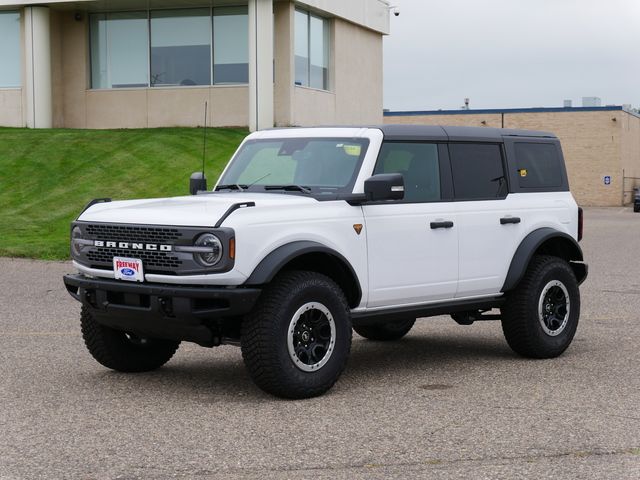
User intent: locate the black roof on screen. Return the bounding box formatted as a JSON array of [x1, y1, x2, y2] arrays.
[[379, 124, 556, 142], [264, 125, 557, 142]]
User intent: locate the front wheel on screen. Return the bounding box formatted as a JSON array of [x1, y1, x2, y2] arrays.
[[80, 306, 180, 372], [501, 255, 580, 358], [241, 271, 352, 399]]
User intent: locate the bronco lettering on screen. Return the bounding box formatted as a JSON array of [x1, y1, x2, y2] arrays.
[[93, 240, 172, 251]]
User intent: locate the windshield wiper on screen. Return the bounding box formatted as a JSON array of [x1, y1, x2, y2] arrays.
[[215, 184, 248, 191], [264, 184, 312, 194]]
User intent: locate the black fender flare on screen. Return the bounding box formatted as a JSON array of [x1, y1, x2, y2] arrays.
[[244, 241, 362, 304], [502, 228, 585, 292]]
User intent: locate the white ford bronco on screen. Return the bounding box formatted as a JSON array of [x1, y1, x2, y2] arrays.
[[64, 125, 587, 398]]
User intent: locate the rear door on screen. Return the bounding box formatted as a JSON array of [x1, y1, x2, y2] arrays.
[[363, 142, 459, 308], [450, 142, 524, 297]]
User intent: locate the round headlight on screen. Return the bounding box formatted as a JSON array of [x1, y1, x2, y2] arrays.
[[194, 233, 223, 267], [71, 226, 83, 257]]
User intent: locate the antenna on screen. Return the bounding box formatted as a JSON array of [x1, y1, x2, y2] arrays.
[[189, 102, 210, 195], [202, 101, 208, 178]]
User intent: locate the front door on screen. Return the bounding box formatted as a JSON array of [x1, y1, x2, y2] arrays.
[[363, 142, 458, 308]]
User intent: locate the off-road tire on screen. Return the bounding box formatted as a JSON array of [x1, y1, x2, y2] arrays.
[[80, 306, 180, 372], [241, 270, 352, 399], [353, 319, 416, 341], [501, 255, 580, 358]]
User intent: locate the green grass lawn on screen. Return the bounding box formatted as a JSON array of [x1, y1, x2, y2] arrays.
[[0, 127, 247, 260]]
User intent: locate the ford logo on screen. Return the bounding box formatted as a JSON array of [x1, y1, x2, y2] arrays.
[[121, 268, 136, 276]]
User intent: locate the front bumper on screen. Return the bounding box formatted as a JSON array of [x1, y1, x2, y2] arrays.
[[63, 274, 261, 345]]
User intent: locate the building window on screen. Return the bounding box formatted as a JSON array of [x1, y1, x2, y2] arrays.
[[89, 8, 248, 89], [213, 7, 249, 84], [90, 12, 149, 89], [151, 9, 211, 87], [0, 11, 21, 88], [295, 10, 330, 90]]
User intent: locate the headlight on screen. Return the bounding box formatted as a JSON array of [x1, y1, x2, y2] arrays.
[[71, 226, 83, 257], [194, 233, 223, 267]]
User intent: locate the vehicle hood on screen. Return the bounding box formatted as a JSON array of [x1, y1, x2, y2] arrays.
[[77, 193, 318, 227]]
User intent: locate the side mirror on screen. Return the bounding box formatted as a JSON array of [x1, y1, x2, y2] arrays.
[[190, 172, 207, 195], [364, 173, 404, 201]]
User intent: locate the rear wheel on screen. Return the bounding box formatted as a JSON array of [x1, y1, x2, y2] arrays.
[[80, 306, 180, 372], [501, 255, 580, 358], [353, 318, 416, 341], [241, 271, 352, 399]]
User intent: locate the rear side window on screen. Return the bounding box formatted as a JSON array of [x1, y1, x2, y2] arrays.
[[514, 142, 563, 188], [374, 142, 441, 202], [449, 143, 507, 200]]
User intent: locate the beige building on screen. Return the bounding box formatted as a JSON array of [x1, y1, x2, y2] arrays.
[[0, 0, 389, 131], [385, 106, 640, 207]]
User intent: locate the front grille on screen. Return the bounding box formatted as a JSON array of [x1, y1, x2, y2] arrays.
[[87, 248, 181, 270], [74, 221, 235, 276], [80, 223, 187, 274], [85, 224, 183, 243]]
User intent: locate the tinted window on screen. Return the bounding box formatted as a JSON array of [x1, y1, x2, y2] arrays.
[[515, 143, 563, 188], [374, 143, 441, 202], [449, 143, 507, 200]]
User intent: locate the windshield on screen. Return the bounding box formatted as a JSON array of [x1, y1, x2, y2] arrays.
[[217, 137, 370, 196]]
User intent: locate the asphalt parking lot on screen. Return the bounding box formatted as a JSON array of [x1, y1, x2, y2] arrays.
[[1, 207, 639, 479]]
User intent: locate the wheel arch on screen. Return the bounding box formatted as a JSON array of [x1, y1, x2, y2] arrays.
[[502, 228, 586, 292], [245, 241, 363, 308]]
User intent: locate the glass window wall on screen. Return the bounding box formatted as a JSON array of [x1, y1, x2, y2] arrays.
[[213, 6, 249, 84], [90, 12, 149, 89], [0, 11, 21, 88], [294, 10, 309, 87], [295, 10, 330, 91], [309, 15, 329, 90], [150, 9, 211, 87], [89, 7, 249, 89]]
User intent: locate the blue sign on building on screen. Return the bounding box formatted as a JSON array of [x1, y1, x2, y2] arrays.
[[604, 176, 611, 185]]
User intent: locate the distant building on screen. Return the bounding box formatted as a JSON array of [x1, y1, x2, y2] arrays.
[[384, 106, 640, 207], [0, 0, 390, 130], [582, 96, 602, 107]]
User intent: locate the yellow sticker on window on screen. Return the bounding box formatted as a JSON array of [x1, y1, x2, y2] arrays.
[[342, 144, 362, 156], [519, 169, 528, 177]]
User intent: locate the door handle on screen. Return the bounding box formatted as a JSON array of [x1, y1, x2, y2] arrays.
[[500, 217, 521, 225], [430, 221, 454, 229]]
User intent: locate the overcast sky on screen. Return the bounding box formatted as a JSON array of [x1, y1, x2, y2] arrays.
[[383, 0, 640, 112]]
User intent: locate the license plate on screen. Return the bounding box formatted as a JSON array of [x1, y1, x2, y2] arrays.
[[113, 257, 144, 282]]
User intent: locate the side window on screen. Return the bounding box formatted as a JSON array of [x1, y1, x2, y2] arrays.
[[374, 142, 441, 202], [514, 142, 563, 188], [449, 143, 507, 200]]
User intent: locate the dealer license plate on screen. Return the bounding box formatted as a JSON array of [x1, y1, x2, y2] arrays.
[[113, 257, 144, 282]]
